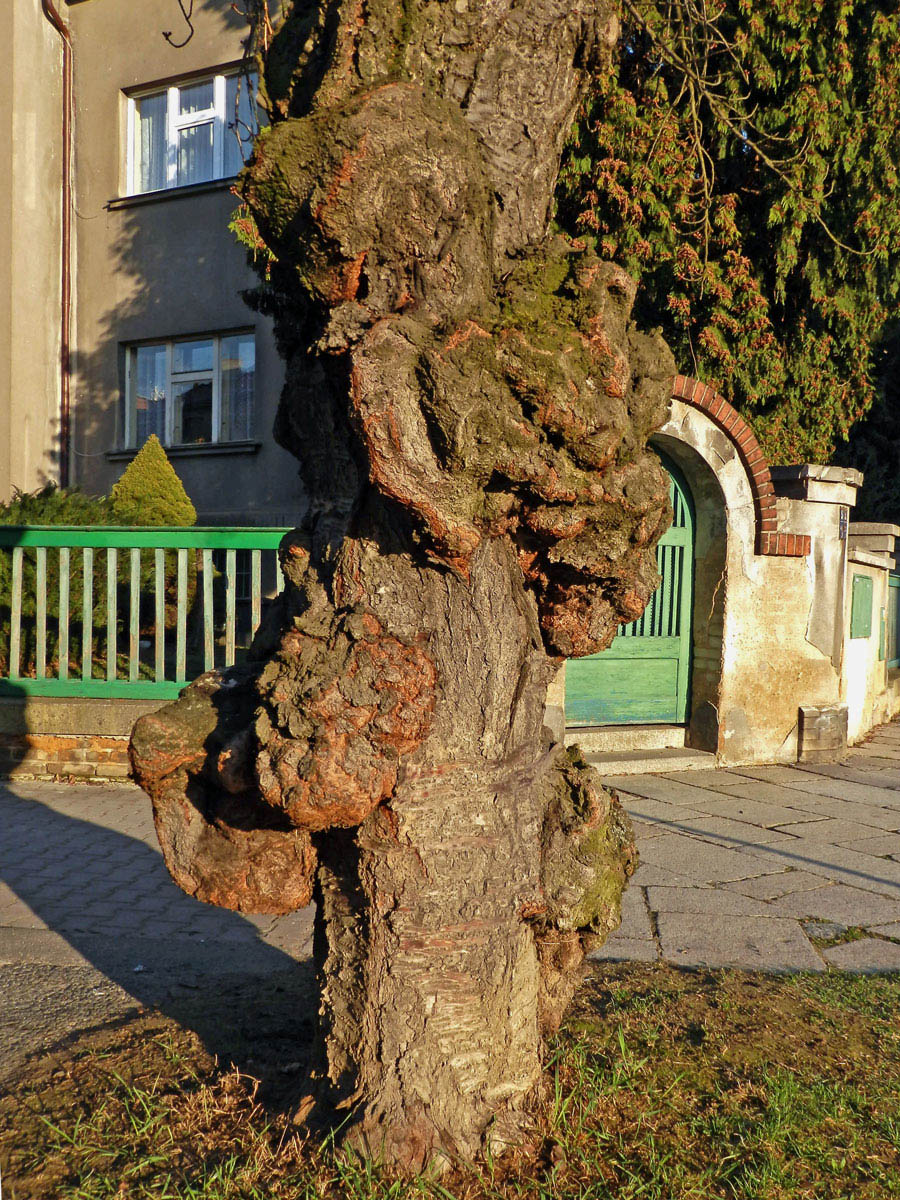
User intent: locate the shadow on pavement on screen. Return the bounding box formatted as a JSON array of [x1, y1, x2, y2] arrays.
[[0, 783, 317, 1094]]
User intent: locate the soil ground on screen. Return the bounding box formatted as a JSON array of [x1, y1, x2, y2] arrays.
[[2, 961, 899, 1199]]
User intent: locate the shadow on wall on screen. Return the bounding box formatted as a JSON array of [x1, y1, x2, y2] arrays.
[[69, 0, 303, 520], [0, 780, 316, 1104]]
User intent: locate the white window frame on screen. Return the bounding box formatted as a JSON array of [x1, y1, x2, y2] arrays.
[[123, 331, 255, 449], [125, 69, 255, 196]]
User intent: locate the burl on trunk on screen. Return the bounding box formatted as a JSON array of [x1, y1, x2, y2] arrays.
[[130, 0, 674, 1172]]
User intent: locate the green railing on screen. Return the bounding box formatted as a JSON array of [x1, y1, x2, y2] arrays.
[[0, 526, 291, 699]]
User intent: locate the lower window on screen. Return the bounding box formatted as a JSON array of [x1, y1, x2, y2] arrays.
[[124, 331, 255, 448]]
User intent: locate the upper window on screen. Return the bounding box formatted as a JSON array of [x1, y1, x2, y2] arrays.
[[126, 71, 258, 195], [124, 332, 255, 448]]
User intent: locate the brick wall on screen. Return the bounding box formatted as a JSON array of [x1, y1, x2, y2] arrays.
[[0, 732, 132, 781]]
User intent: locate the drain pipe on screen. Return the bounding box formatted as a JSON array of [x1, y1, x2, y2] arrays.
[[41, 0, 73, 489]]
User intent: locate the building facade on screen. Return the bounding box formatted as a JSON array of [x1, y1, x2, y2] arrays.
[[2, 0, 304, 525]]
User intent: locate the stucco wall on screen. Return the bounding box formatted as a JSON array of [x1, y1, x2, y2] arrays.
[[556, 398, 865, 767], [66, 0, 305, 524], [659, 404, 851, 764], [0, 0, 64, 502], [840, 555, 900, 742]]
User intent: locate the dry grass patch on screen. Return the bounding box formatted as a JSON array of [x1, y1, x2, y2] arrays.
[[2, 963, 899, 1199]]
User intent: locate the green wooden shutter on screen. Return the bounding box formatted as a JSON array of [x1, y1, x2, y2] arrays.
[[850, 574, 873, 639]]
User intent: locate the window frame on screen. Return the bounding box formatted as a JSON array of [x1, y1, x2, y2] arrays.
[[123, 330, 255, 450], [125, 68, 256, 196]]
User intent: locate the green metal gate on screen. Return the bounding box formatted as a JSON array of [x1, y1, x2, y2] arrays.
[[565, 457, 695, 725]]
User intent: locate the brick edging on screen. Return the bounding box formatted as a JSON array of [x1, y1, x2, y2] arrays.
[[671, 375, 811, 557]]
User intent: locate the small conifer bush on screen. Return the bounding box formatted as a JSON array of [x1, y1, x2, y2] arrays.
[[111, 437, 198, 631], [111, 435, 197, 527]]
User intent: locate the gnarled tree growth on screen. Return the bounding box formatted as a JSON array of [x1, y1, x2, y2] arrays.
[[131, 0, 674, 1172]]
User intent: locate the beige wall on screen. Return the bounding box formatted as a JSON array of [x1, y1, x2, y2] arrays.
[[841, 554, 900, 741], [0, 0, 64, 501], [555, 403, 877, 767], [660, 405, 852, 765], [66, 0, 304, 523]]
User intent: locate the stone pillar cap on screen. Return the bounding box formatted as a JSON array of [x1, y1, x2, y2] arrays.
[[848, 522, 900, 537], [769, 463, 862, 504], [769, 464, 864, 487]]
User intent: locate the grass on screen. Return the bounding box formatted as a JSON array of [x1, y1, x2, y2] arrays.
[[2, 963, 900, 1199]]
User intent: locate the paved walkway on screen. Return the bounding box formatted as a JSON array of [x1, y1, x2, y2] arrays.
[[3, 723, 900, 1075], [594, 723, 900, 972]]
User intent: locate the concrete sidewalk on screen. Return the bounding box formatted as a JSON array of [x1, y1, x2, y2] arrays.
[[0, 781, 315, 1081], [594, 723, 900, 973], [3, 724, 900, 1076]]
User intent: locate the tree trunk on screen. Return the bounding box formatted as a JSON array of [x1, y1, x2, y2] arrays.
[[130, 0, 673, 1171]]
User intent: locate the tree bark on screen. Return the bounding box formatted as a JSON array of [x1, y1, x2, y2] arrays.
[[131, 0, 673, 1171]]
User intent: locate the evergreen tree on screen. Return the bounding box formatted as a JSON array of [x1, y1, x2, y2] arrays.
[[111, 435, 197, 527], [557, 0, 900, 463]]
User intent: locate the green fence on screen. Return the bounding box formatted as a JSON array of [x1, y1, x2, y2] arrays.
[[0, 526, 290, 700]]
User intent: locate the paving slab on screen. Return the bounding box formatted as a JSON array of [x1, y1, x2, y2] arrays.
[[840, 832, 900, 858], [747, 773, 900, 811], [801, 920, 847, 940], [728, 765, 823, 785], [9, 725, 900, 1070], [629, 817, 667, 841], [798, 764, 900, 790], [822, 938, 900, 972], [651, 813, 794, 847], [768, 884, 900, 927], [673, 777, 834, 810], [629, 862, 714, 889], [729, 837, 900, 896], [723, 870, 831, 901], [867, 921, 900, 939], [615, 886, 655, 942], [775, 795, 900, 832], [588, 935, 659, 964], [637, 833, 783, 884], [669, 793, 824, 829], [862, 744, 900, 758], [773, 817, 892, 843], [645, 886, 774, 917], [607, 776, 726, 807], [655, 911, 824, 972], [618, 797, 707, 824]]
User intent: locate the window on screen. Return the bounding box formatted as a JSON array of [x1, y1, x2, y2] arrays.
[[124, 332, 255, 448], [127, 71, 258, 195]]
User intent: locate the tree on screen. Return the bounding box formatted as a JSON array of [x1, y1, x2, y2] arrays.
[[130, 0, 675, 1171], [557, 0, 900, 464]]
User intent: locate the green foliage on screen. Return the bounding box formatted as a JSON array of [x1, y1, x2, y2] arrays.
[[0, 483, 115, 529], [0, 485, 116, 674], [111, 437, 198, 631], [834, 321, 900, 519], [556, 0, 900, 463], [111, 435, 197, 527]]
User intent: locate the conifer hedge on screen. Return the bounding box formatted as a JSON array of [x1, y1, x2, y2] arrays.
[[556, 0, 900, 464]]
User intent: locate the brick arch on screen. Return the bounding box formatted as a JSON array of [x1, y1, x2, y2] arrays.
[[670, 375, 810, 557]]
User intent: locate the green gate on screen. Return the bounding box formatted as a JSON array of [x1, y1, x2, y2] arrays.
[[565, 457, 695, 725]]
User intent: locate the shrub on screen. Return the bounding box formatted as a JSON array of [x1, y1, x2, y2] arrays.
[[111, 435, 197, 527], [111, 437, 199, 633], [0, 485, 117, 675]]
